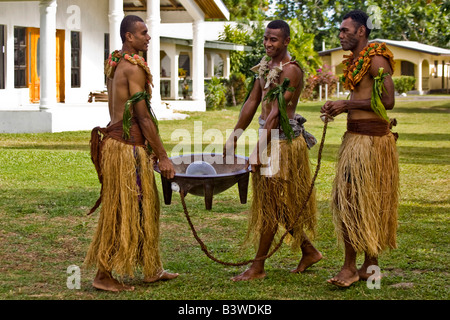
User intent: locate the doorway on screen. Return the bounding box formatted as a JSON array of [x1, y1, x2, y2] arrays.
[[27, 27, 65, 103]]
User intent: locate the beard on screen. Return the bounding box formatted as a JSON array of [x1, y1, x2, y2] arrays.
[[341, 34, 359, 51]]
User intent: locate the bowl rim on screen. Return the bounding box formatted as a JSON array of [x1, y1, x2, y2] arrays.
[[154, 153, 250, 178]]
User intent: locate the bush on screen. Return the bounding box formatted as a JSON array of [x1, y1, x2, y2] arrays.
[[225, 72, 247, 106], [393, 76, 416, 94], [301, 64, 338, 100], [205, 77, 227, 110]]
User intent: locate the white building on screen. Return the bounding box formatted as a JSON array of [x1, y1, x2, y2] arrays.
[[0, 0, 245, 133]]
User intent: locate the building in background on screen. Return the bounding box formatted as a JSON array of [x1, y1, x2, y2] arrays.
[[0, 0, 248, 133], [320, 39, 450, 95]]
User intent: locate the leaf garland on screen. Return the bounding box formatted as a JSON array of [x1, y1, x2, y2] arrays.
[[105, 50, 154, 97], [341, 42, 395, 91], [341, 42, 395, 122], [371, 67, 390, 122], [263, 77, 295, 142], [122, 91, 159, 154]]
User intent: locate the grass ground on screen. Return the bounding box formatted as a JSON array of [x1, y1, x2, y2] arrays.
[[0, 98, 448, 301]]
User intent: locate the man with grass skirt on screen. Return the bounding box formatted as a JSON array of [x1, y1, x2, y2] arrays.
[[321, 10, 399, 288], [85, 15, 178, 292], [224, 20, 322, 281]]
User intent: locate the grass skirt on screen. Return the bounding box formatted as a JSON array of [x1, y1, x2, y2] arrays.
[[248, 135, 317, 251], [332, 132, 399, 256], [84, 138, 162, 278]]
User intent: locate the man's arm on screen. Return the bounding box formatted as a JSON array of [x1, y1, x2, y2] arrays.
[[371, 55, 395, 110], [106, 77, 113, 120], [320, 55, 395, 117], [223, 78, 262, 156], [248, 99, 279, 170], [127, 64, 175, 179]]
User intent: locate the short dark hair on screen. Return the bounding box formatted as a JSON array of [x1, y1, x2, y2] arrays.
[[120, 15, 144, 43], [343, 10, 371, 38], [267, 20, 290, 39]]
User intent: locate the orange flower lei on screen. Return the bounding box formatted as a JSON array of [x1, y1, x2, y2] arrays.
[[341, 42, 395, 91], [104, 50, 153, 97]]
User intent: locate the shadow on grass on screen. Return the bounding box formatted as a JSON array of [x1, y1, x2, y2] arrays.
[[1, 144, 90, 151], [398, 146, 450, 165], [0, 187, 98, 218], [398, 133, 450, 142], [391, 104, 450, 114], [313, 141, 449, 166]]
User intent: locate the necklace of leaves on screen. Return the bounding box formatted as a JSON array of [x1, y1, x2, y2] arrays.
[[341, 42, 388, 90], [252, 55, 293, 89], [342, 43, 391, 122]]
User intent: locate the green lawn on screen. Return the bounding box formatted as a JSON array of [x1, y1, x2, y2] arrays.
[[0, 98, 448, 300]]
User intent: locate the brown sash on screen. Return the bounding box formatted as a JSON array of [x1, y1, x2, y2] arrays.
[[347, 118, 398, 141], [347, 118, 390, 136], [88, 117, 146, 214]]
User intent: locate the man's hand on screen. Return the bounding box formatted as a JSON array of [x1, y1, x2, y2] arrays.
[[248, 149, 260, 173], [158, 156, 175, 180], [222, 138, 236, 159], [320, 100, 348, 117]]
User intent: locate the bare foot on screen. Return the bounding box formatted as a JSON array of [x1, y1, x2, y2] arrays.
[[92, 270, 135, 292], [291, 250, 323, 273], [358, 265, 382, 281], [232, 268, 266, 282], [144, 270, 179, 283], [358, 255, 379, 281], [327, 268, 359, 288]]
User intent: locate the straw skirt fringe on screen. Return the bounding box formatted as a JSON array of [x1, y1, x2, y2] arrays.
[[84, 138, 162, 278], [332, 132, 399, 256], [249, 135, 317, 251]]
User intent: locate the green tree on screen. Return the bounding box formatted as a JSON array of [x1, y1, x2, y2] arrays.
[[222, 0, 270, 20], [219, 19, 267, 78], [240, 19, 268, 77], [288, 19, 322, 76], [371, 1, 450, 48], [218, 24, 249, 74], [219, 19, 322, 81], [271, 0, 450, 50], [205, 77, 227, 110], [226, 72, 247, 106]]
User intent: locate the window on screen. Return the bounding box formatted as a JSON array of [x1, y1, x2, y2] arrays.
[[401, 61, 415, 77], [104, 33, 110, 61], [14, 26, 27, 88], [104, 33, 109, 84], [0, 25, 5, 89], [179, 54, 190, 77], [434, 61, 438, 78], [71, 31, 81, 87]]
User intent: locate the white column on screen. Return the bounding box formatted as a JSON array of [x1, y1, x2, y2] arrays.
[[192, 19, 205, 106], [39, 0, 57, 110], [172, 53, 179, 99], [417, 60, 423, 95], [146, 0, 161, 107], [224, 54, 230, 79], [5, 23, 14, 92], [108, 0, 123, 52]]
